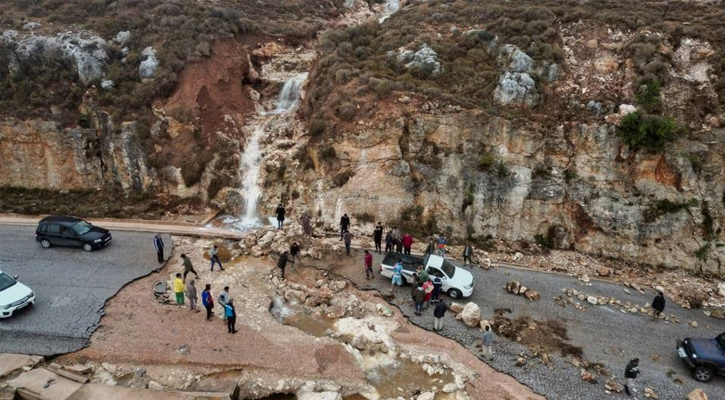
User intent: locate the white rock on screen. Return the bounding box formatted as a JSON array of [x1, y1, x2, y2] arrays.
[[297, 392, 341, 400], [148, 381, 164, 390], [587, 296, 598, 305], [460, 302, 481, 327], [417, 392, 436, 400], [618, 104, 637, 115], [139, 46, 159, 79], [114, 31, 131, 45], [101, 79, 114, 89]]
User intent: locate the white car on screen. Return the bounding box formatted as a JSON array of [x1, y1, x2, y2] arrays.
[[379, 253, 475, 298], [0, 270, 36, 318]]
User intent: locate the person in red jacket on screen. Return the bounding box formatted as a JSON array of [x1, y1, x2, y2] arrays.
[[402, 233, 413, 255], [364, 250, 374, 279]]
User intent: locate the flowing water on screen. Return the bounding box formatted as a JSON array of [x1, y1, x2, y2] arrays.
[[215, 73, 308, 231]]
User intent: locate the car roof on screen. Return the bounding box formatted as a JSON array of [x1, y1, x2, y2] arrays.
[[39, 215, 83, 225]]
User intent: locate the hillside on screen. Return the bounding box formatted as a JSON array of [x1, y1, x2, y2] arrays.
[[0, 0, 724, 274]]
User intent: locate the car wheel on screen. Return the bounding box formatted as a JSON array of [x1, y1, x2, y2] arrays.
[[40, 239, 51, 248], [448, 288, 463, 299], [82, 243, 93, 252], [693, 365, 714, 382]]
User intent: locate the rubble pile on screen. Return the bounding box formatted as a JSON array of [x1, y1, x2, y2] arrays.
[[557, 287, 681, 323], [504, 280, 541, 301]]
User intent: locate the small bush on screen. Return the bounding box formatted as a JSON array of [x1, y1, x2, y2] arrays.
[[309, 119, 327, 137], [634, 81, 663, 114], [353, 212, 375, 223], [618, 112, 682, 152], [477, 153, 497, 171], [564, 169, 578, 182], [319, 146, 337, 160]]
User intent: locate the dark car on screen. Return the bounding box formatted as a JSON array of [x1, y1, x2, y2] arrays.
[[35, 216, 112, 252], [677, 332, 725, 382]]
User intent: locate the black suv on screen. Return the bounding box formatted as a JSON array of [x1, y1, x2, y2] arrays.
[[35, 216, 112, 252], [677, 332, 725, 382]]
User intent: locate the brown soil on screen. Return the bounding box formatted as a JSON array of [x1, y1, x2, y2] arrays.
[[492, 308, 584, 359]]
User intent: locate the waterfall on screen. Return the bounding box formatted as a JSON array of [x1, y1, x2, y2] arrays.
[[234, 73, 308, 228]]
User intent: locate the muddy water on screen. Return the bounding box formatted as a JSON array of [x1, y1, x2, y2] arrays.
[[367, 358, 453, 398], [282, 311, 334, 337]]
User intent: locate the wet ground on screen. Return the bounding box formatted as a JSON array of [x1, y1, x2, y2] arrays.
[[0, 225, 170, 355], [328, 248, 725, 400]]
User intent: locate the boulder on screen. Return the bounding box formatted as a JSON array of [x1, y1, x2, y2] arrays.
[[460, 302, 481, 327], [596, 267, 611, 277], [686, 388, 708, 400], [643, 387, 657, 399], [717, 282, 725, 298], [518, 285, 528, 295], [450, 302, 464, 314], [401, 43, 441, 77], [498, 44, 534, 73], [329, 281, 347, 293], [376, 303, 393, 317], [587, 296, 598, 305], [284, 289, 307, 304], [325, 305, 346, 319], [479, 319, 491, 330], [505, 280, 521, 294], [148, 381, 164, 390], [494, 72, 539, 106], [139, 46, 159, 79], [525, 290, 540, 301], [417, 392, 435, 400]]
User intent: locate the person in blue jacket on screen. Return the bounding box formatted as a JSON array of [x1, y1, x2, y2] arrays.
[[201, 284, 214, 321], [225, 298, 237, 334]]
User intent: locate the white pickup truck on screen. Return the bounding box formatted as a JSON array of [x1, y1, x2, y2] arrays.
[[378, 253, 474, 299]]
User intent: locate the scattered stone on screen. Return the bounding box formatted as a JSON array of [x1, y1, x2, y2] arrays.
[[376, 303, 393, 317], [505, 280, 521, 294], [579, 274, 590, 283], [148, 381, 164, 390], [605, 379, 622, 393], [450, 302, 464, 314], [687, 388, 708, 400], [515, 357, 527, 367], [329, 281, 347, 293], [417, 392, 435, 400], [643, 387, 658, 399], [596, 267, 611, 277], [513, 252, 524, 262], [524, 290, 540, 301], [690, 321, 698, 328], [580, 369, 592, 382]]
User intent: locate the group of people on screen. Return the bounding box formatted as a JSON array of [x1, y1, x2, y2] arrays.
[[172, 272, 237, 334], [276, 204, 314, 237]]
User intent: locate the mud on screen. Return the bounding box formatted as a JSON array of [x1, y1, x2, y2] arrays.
[[492, 308, 583, 358]]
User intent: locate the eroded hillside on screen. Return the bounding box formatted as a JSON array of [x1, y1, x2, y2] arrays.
[[1, 0, 725, 274]]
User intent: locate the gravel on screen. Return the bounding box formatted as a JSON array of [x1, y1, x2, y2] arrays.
[[332, 249, 725, 400], [0, 225, 171, 355]]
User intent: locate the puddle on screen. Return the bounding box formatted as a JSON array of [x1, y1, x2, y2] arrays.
[[282, 312, 334, 337], [201, 242, 233, 262], [367, 358, 454, 398]]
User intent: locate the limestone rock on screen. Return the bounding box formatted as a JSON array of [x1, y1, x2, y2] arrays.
[[148, 381, 163, 390], [284, 289, 307, 304], [399, 43, 441, 77], [643, 387, 657, 399], [686, 388, 708, 400], [518, 285, 528, 295], [139, 46, 159, 79], [114, 31, 131, 45], [717, 282, 725, 298], [450, 302, 464, 314], [376, 303, 393, 317], [325, 305, 346, 319], [505, 280, 521, 294], [498, 44, 534, 73], [417, 392, 435, 400], [329, 280, 347, 293], [596, 267, 611, 277], [297, 392, 341, 400], [494, 72, 539, 106], [587, 296, 598, 305], [460, 302, 481, 327]]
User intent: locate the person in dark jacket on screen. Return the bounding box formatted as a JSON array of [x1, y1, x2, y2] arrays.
[[154, 234, 164, 263], [290, 242, 301, 264], [201, 284, 214, 321], [343, 230, 353, 255], [431, 276, 443, 303], [277, 251, 294, 279], [433, 301, 448, 331], [385, 231, 393, 252], [340, 214, 351, 240], [181, 254, 199, 280], [624, 358, 640, 397], [224, 298, 237, 333], [462, 244, 473, 265], [412, 283, 426, 315], [373, 222, 384, 253], [275, 203, 285, 229], [651, 291, 665, 321]]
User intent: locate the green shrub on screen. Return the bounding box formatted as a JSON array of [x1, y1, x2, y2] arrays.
[[309, 119, 327, 137], [634, 81, 663, 114], [618, 112, 682, 152]]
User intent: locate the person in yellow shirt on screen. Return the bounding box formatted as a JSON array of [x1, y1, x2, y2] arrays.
[[173, 273, 185, 306]]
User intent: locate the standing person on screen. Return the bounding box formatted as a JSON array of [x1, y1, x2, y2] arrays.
[[402, 233, 413, 255], [433, 301, 448, 331], [218, 286, 230, 321], [154, 234, 165, 263], [343, 230, 353, 256], [340, 213, 351, 240], [275, 203, 286, 229], [390, 261, 403, 293], [462, 243, 473, 265], [481, 325, 494, 360], [412, 282, 426, 316], [373, 222, 384, 253], [225, 298, 237, 334], [392, 227, 403, 253], [385, 231, 394, 253], [651, 291, 665, 321], [300, 212, 313, 236], [425, 236, 436, 255], [202, 284, 214, 321], [277, 251, 294, 279], [210, 245, 225, 271], [431, 275, 443, 303], [185, 279, 198, 312], [437, 234, 447, 257], [364, 250, 374, 279], [290, 242, 301, 266], [181, 254, 199, 280], [624, 358, 640, 397], [422, 279, 434, 310], [173, 273, 185, 306]]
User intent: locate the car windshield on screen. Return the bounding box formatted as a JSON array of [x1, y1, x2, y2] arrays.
[[441, 260, 455, 278], [72, 221, 93, 235], [0, 272, 17, 292]]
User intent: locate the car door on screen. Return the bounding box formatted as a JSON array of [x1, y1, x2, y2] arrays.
[[717, 334, 725, 372], [61, 225, 83, 248], [45, 223, 64, 246]]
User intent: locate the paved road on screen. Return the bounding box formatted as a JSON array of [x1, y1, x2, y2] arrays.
[[0, 225, 171, 355], [330, 250, 725, 400]]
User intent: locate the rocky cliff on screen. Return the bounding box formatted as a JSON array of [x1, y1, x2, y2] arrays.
[[1, 0, 725, 275]]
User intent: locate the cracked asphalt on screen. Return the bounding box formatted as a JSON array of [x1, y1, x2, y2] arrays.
[[329, 249, 725, 400], [0, 225, 171, 355]]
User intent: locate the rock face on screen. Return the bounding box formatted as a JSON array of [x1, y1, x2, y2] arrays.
[[494, 72, 539, 106]]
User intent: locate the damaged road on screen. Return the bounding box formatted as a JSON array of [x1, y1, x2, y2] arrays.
[[0, 225, 169, 355]]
